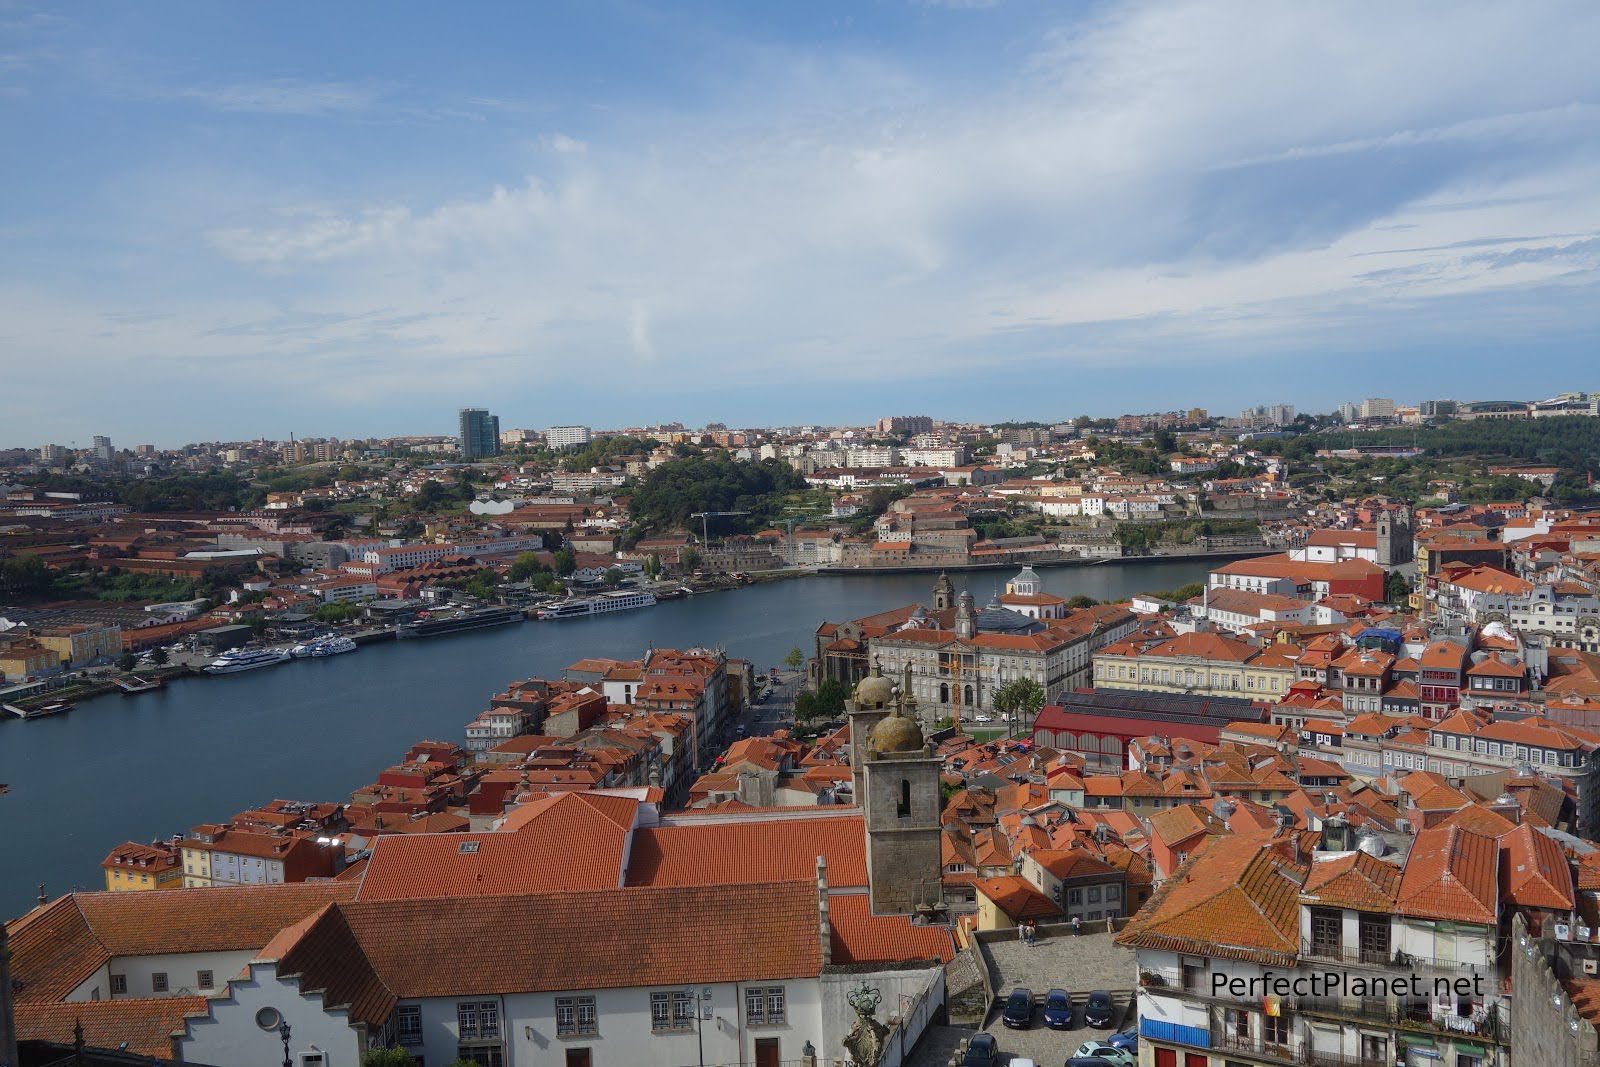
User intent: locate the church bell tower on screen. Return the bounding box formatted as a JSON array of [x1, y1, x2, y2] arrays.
[[851, 663, 945, 917]]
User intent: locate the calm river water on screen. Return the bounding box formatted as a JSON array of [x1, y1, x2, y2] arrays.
[[0, 560, 1204, 916]]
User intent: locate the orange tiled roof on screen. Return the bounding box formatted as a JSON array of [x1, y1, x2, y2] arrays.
[[973, 875, 1058, 920], [827, 893, 956, 965], [1117, 830, 1308, 965], [1301, 851, 1402, 911], [356, 792, 634, 902], [625, 813, 868, 888], [1395, 826, 1499, 925], [1498, 823, 1575, 911], [283, 881, 824, 1001], [4, 882, 357, 1004], [14, 996, 208, 1059]]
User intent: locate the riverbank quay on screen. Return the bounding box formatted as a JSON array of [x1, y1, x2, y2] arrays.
[[0, 560, 1210, 912], [815, 545, 1271, 575]]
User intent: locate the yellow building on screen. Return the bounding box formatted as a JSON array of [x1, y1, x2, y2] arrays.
[[101, 841, 184, 892], [972, 874, 1058, 932], [1092, 629, 1298, 699], [35, 622, 122, 667], [0, 637, 62, 680]]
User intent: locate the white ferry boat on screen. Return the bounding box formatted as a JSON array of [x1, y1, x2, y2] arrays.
[[203, 647, 292, 674], [291, 636, 359, 658], [536, 590, 657, 620]]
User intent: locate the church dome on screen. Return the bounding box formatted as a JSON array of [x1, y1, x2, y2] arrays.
[[871, 710, 925, 754], [854, 663, 894, 709]]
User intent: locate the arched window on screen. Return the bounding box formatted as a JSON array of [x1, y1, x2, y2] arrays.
[[964, 685, 974, 707], [939, 683, 949, 704], [897, 779, 911, 819]]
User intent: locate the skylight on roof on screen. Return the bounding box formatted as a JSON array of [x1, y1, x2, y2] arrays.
[[458, 841, 481, 855]]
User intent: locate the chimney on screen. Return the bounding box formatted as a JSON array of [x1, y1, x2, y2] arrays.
[[816, 855, 832, 967]]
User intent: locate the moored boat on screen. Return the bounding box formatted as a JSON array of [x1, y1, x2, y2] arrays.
[[536, 590, 657, 620], [203, 647, 292, 674]]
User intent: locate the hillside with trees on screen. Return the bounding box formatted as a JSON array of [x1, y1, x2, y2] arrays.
[[628, 454, 806, 533]]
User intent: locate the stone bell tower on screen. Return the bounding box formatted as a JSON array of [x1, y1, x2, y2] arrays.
[[932, 571, 953, 613], [854, 663, 945, 917]]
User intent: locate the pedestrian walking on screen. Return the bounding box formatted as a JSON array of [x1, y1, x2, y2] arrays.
[[1071, 914, 1082, 936]]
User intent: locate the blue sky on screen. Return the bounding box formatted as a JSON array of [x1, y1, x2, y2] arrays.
[[3, 0, 1600, 446]]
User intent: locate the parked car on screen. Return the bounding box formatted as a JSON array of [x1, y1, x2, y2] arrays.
[[1109, 1028, 1138, 1053], [1074, 1040, 1136, 1067], [1002, 987, 1035, 1029], [1010, 1060, 1038, 1067], [961, 1032, 1000, 1067], [1084, 989, 1115, 1028], [1067, 1058, 1111, 1067], [1042, 988, 1075, 1029]]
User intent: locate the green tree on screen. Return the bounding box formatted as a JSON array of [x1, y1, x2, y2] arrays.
[[642, 553, 662, 579], [1065, 595, 1100, 609], [150, 647, 169, 666], [552, 547, 577, 576], [601, 567, 624, 587], [991, 677, 1046, 736], [116, 652, 136, 672], [680, 547, 702, 572], [794, 678, 847, 722], [0, 554, 53, 599], [784, 647, 805, 671], [508, 551, 548, 582], [361, 1050, 420, 1067], [312, 601, 362, 623], [1385, 571, 1412, 604]]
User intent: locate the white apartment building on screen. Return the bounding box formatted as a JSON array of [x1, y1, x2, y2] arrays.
[[545, 425, 594, 450], [1123, 824, 1513, 1067]]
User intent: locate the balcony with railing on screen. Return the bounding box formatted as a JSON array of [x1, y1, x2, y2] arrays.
[[1295, 998, 1508, 1044], [1297, 939, 1495, 976]]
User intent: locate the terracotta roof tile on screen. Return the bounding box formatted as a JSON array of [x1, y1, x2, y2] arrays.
[[1498, 823, 1575, 911], [1300, 851, 1402, 911], [336, 881, 824, 996], [1117, 830, 1309, 966], [1395, 826, 1499, 925], [357, 791, 635, 901], [4, 882, 356, 1004], [827, 893, 955, 965], [626, 813, 868, 888], [14, 996, 207, 1059]]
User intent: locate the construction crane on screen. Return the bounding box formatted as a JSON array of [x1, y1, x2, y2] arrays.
[[690, 510, 750, 545], [943, 654, 994, 737]]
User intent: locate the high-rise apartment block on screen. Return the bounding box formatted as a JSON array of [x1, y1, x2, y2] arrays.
[[545, 425, 593, 450], [876, 415, 934, 435], [458, 408, 501, 461]]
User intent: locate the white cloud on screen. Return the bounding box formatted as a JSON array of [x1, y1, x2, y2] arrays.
[[8, 0, 1600, 430]]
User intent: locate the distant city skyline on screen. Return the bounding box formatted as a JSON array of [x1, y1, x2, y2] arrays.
[[4, 2, 1600, 445]]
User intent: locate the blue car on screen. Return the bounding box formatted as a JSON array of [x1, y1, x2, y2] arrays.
[[1109, 1027, 1139, 1053], [1042, 989, 1075, 1030]]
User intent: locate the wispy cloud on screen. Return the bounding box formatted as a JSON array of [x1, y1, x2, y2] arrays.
[[6, 0, 1600, 440], [174, 77, 384, 116]]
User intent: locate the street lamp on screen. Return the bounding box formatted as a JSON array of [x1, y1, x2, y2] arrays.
[[683, 989, 706, 1067], [278, 1020, 292, 1067]]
